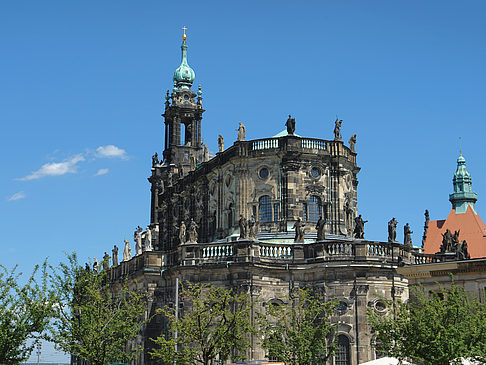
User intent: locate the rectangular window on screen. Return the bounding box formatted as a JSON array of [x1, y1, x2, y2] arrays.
[[303, 203, 308, 221]]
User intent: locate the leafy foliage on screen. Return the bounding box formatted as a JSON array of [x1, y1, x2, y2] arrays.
[[150, 282, 255, 365], [258, 287, 337, 365], [48, 253, 148, 365], [368, 281, 486, 365], [0, 262, 55, 365]]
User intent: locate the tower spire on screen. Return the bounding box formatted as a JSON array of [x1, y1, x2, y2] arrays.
[[449, 153, 478, 214], [173, 26, 195, 91]]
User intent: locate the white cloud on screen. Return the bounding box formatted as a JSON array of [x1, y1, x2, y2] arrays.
[[18, 154, 85, 181], [96, 145, 127, 159], [7, 191, 26, 201], [94, 168, 109, 176]]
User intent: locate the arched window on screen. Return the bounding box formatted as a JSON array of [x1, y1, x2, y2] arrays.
[[335, 334, 351, 365], [259, 195, 272, 223], [308, 195, 322, 223]]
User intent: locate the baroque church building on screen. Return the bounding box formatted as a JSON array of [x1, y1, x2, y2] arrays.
[[106, 33, 467, 365]]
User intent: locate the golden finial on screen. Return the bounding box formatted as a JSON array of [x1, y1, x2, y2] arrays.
[[182, 26, 187, 41]]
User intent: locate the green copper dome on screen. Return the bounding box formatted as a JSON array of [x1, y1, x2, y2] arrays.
[[173, 39, 195, 91]]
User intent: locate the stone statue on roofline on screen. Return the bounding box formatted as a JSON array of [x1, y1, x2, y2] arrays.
[[293, 217, 305, 243], [286, 114, 296, 135], [177, 220, 187, 244], [456, 240, 470, 260], [134, 226, 143, 256], [123, 238, 131, 262], [334, 118, 343, 141], [316, 216, 326, 241], [237, 122, 246, 141], [348, 134, 356, 153], [248, 215, 257, 239], [353, 214, 367, 239], [388, 217, 398, 242], [188, 218, 199, 243], [152, 152, 159, 167], [112, 244, 119, 266], [93, 257, 99, 273], [102, 252, 110, 270], [404, 223, 413, 247], [145, 226, 153, 252], [218, 134, 224, 152], [239, 215, 248, 239]]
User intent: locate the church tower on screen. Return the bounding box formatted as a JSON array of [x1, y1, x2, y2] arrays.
[[148, 29, 206, 230], [162, 28, 205, 169], [449, 153, 478, 214]]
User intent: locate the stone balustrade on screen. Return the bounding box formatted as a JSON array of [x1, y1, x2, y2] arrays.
[[258, 244, 292, 259], [301, 138, 326, 151], [109, 239, 439, 281], [250, 138, 279, 151]]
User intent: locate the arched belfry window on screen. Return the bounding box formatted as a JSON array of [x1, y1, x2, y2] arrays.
[[258, 195, 272, 223], [308, 195, 322, 223], [335, 334, 351, 365]]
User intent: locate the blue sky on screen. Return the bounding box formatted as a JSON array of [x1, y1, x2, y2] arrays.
[[1, 0, 486, 361]]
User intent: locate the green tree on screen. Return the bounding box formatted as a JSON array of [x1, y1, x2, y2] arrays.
[[258, 287, 338, 365], [0, 262, 55, 365], [48, 253, 149, 365], [150, 282, 255, 365], [368, 281, 486, 365]]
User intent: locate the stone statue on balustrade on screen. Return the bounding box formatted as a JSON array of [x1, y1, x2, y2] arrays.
[[388, 217, 398, 242], [134, 226, 143, 256], [440, 229, 454, 252], [456, 240, 470, 260], [188, 218, 199, 243], [144, 226, 153, 252], [239, 215, 247, 239], [93, 257, 99, 273], [152, 152, 159, 167], [404, 223, 413, 247], [123, 238, 131, 262], [218, 134, 224, 153], [293, 217, 306, 243], [177, 220, 187, 244], [316, 216, 326, 241], [286, 114, 296, 135], [102, 252, 110, 270], [348, 134, 357, 153], [451, 230, 460, 251], [248, 215, 257, 239], [237, 122, 246, 141], [334, 118, 343, 141], [353, 214, 367, 239], [112, 244, 119, 266]]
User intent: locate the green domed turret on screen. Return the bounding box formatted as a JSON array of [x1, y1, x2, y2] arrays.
[[449, 153, 477, 213], [173, 29, 195, 91]]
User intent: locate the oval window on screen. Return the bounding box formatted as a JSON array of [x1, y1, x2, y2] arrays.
[[311, 167, 320, 178], [259, 167, 269, 179]]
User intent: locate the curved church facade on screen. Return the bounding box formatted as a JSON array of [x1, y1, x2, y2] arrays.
[[104, 33, 453, 365]]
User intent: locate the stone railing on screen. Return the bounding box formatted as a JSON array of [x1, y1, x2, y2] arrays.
[[324, 241, 354, 256], [258, 243, 293, 259], [413, 252, 439, 264], [301, 138, 326, 151], [202, 244, 234, 259], [110, 240, 442, 280], [367, 242, 392, 257], [250, 138, 279, 151]]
